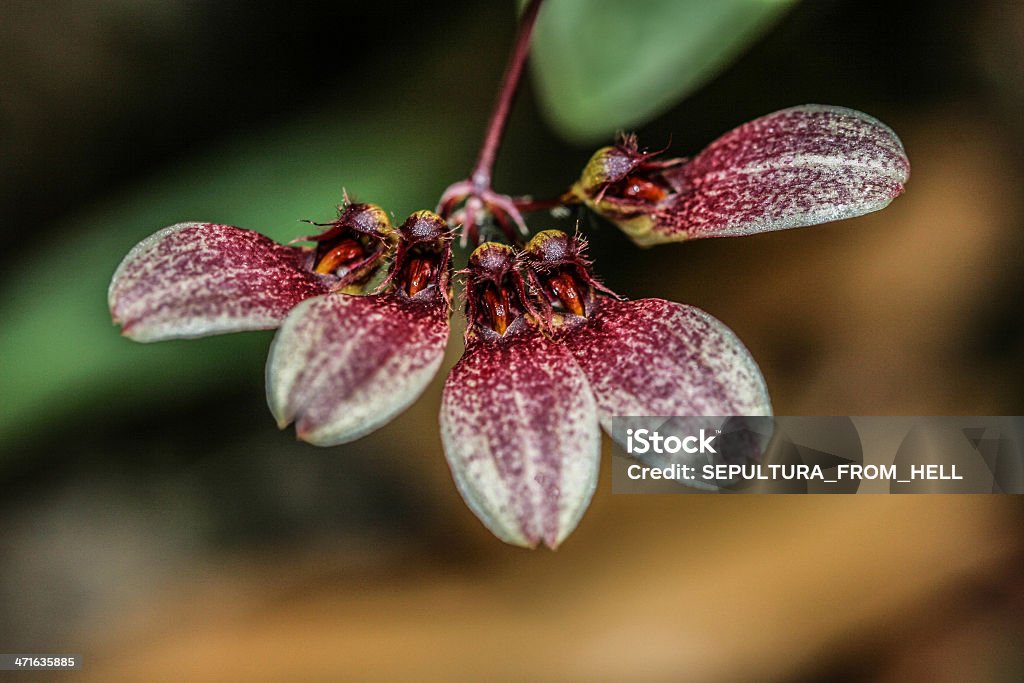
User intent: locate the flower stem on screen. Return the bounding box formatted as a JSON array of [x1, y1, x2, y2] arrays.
[[470, 0, 545, 190], [437, 0, 547, 246]]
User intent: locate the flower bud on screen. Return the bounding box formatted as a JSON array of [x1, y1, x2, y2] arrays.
[[576, 141, 647, 196]]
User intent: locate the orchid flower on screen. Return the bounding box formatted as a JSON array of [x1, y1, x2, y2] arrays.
[[571, 105, 909, 247], [107, 0, 910, 549], [109, 202, 396, 341], [110, 206, 453, 447], [265, 211, 452, 446], [437, 231, 771, 548], [521, 230, 771, 431], [440, 242, 600, 548]]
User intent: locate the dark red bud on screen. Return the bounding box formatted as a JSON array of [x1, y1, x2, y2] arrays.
[[468, 240, 516, 279], [344, 203, 393, 236], [521, 229, 579, 266], [578, 145, 644, 194], [400, 210, 449, 244]]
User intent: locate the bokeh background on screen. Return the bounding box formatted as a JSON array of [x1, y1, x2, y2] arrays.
[[2, 1, 1023, 681]]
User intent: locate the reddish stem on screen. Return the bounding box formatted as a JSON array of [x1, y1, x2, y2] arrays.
[[470, 0, 545, 190]]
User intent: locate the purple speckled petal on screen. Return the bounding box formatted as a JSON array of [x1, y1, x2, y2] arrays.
[[649, 106, 908, 244], [266, 292, 449, 446], [561, 298, 772, 433], [439, 325, 601, 549], [109, 222, 330, 342]]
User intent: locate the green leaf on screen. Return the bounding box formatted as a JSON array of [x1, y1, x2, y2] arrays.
[[528, 0, 797, 143]]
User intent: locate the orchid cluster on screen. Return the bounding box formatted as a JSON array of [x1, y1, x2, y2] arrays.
[[107, 2, 909, 548]]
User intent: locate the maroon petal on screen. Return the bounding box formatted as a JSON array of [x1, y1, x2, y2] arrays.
[[626, 105, 908, 245], [266, 292, 449, 446], [109, 222, 331, 341], [440, 327, 601, 549], [561, 297, 771, 430]]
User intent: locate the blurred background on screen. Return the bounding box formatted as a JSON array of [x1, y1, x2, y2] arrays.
[[1, 1, 1023, 680]]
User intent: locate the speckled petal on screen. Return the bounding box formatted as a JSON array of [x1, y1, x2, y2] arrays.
[[562, 298, 772, 434], [266, 292, 449, 446], [650, 105, 909, 244], [440, 327, 601, 549], [109, 222, 330, 341]]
